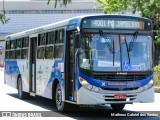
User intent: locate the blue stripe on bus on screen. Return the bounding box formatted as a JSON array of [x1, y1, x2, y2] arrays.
[[78, 71, 153, 90], [5, 60, 20, 75]]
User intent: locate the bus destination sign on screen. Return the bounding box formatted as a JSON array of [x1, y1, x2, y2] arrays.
[[82, 18, 150, 30]]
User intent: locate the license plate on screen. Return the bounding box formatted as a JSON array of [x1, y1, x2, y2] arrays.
[[114, 94, 126, 99]]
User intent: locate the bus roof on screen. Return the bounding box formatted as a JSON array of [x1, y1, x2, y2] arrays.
[[5, 14, 152, 40]]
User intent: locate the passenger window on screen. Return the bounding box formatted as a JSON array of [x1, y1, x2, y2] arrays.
[[16, 39, 21, 49], [6, 41, 10, 50], [37, 47, 44, 59], [5, 51, 9, 59], [21, 49, 28, 59], [9, 50, 15, 59], [59, 29, 64, 43], [46, 32, 54, 45], [10, 40, 15, 49], [38, 33, 45, 46], [54, 45, 64, 59], [15, 50, 21, 59], [55, 30, 59, 44], [22, 37, 29, 48], [45, 46, 53, 59], [55, 29, 64, 43]]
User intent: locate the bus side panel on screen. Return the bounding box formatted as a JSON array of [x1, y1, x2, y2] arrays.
[[11, 60, 20, 89], [38, 59, 64, 100], [36, 59, 50, 96], [4, 60, 12, 87], [40, 59, 54, 99], [18, 60, 29, 93], [4, 60, 29, 93]]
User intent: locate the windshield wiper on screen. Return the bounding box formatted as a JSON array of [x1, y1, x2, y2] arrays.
[[125, 31, 138, 64], [99, 30, 115, 66], [128, 31, 138, 51]]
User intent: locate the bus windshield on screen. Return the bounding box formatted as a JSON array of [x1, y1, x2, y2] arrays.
[[79, 33, 152, 72]]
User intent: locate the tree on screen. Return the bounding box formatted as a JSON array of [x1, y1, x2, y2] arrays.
[[97, 0, 160, 65], [0, 11, 9, 24], [47, 0, 71, 8]]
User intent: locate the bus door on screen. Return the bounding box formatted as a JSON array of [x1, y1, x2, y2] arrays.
[[65, 30, 77, 101], [29, 36, 37, 93]]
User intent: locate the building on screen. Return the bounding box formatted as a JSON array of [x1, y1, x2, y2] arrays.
[[0, 0, 139, 64], [0, 0, 103, 64], [0, 0, 103, 36]]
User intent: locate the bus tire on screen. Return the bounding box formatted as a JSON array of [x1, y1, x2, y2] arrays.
[[17, 77, 32, 99], [17, 78, 25, 99], [55, 83, 69, 112], [111, 104, 125, 111]]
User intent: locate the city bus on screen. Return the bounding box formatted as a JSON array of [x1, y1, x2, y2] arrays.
[[4, 15, 154, 111]]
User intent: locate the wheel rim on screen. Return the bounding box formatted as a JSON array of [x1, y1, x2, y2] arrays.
[[56, 86, 63, 110]]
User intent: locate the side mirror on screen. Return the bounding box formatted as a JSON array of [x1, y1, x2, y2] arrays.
[[75, 34, 80, 48]]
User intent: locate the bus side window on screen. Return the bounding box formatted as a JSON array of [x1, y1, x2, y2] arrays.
[[38, 33, 45, 46], [45, 46, 53, 59], [10, 40, 15, 49], [5, 41, 10, 59], [37, 33, 45, 59], [46, 31, 54, 45], [54, 45, 64, 59], [15, 38, 22, 59], [6, 41, 10, 50], [21, 37, 28, 59], [15, 50, 21, 59], [5, 51, 9, 59], [37, 47, 44, 59], [9, 50, 15, 59], [54, 29, 64, 59], [21, 49, 28, 59], [22, 37, 29, 48], [16, 39, 22, 49], [45, 31, 54, 59]]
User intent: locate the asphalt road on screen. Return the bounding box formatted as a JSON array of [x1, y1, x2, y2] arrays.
[[0, 69, 160, 119]]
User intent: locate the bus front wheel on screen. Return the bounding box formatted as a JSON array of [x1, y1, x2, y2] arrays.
[[55, 83, 69, 112], [111, 104, 125, 111]]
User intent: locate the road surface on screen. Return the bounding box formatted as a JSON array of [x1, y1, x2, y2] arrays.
[[0, 70, 160, 119]]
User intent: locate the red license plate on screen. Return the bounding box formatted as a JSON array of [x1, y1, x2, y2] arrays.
[[114, 94, 126, 99]]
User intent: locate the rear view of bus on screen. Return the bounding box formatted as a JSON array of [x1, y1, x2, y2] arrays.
[[77, 15, 154, 111]]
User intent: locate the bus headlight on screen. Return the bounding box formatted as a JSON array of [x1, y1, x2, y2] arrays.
[[79, 77, 100, 92], [137, 79, 154, 92]]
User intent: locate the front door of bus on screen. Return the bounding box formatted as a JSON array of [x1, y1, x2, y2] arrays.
[[29, 37, 37, 93], [65, 30, 76, 101]]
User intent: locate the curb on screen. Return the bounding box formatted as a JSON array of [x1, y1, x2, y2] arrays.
[[154, 87, 160, 93]]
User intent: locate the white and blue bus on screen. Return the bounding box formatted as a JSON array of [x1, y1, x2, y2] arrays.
[[4, 15, 154, 111]]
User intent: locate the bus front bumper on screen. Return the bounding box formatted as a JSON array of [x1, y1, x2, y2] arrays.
[[76, 86, 154, 105]]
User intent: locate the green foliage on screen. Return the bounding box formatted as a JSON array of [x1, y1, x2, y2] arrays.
[[154, 65, 160, 87], [47, 0, 71, 8], [96, 0, 160, 44], [0, 11, 9, 24]]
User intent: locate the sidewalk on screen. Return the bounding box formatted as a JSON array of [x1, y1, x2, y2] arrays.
[[155, 87, 160, 93]]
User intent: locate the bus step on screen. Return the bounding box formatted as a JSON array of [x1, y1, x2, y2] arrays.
[[30, 92, 36, 97], [65, 100, 76, 104]]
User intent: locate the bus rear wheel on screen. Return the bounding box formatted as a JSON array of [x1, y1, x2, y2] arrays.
[[18, 77, 32, 99], [18, 78, 25, 99], [55, 83, 69, 112], [111, 104, 125, 111]]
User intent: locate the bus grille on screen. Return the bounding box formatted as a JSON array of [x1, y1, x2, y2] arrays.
[[101, 87, 139, 91], [92, 74, 147, 81]]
